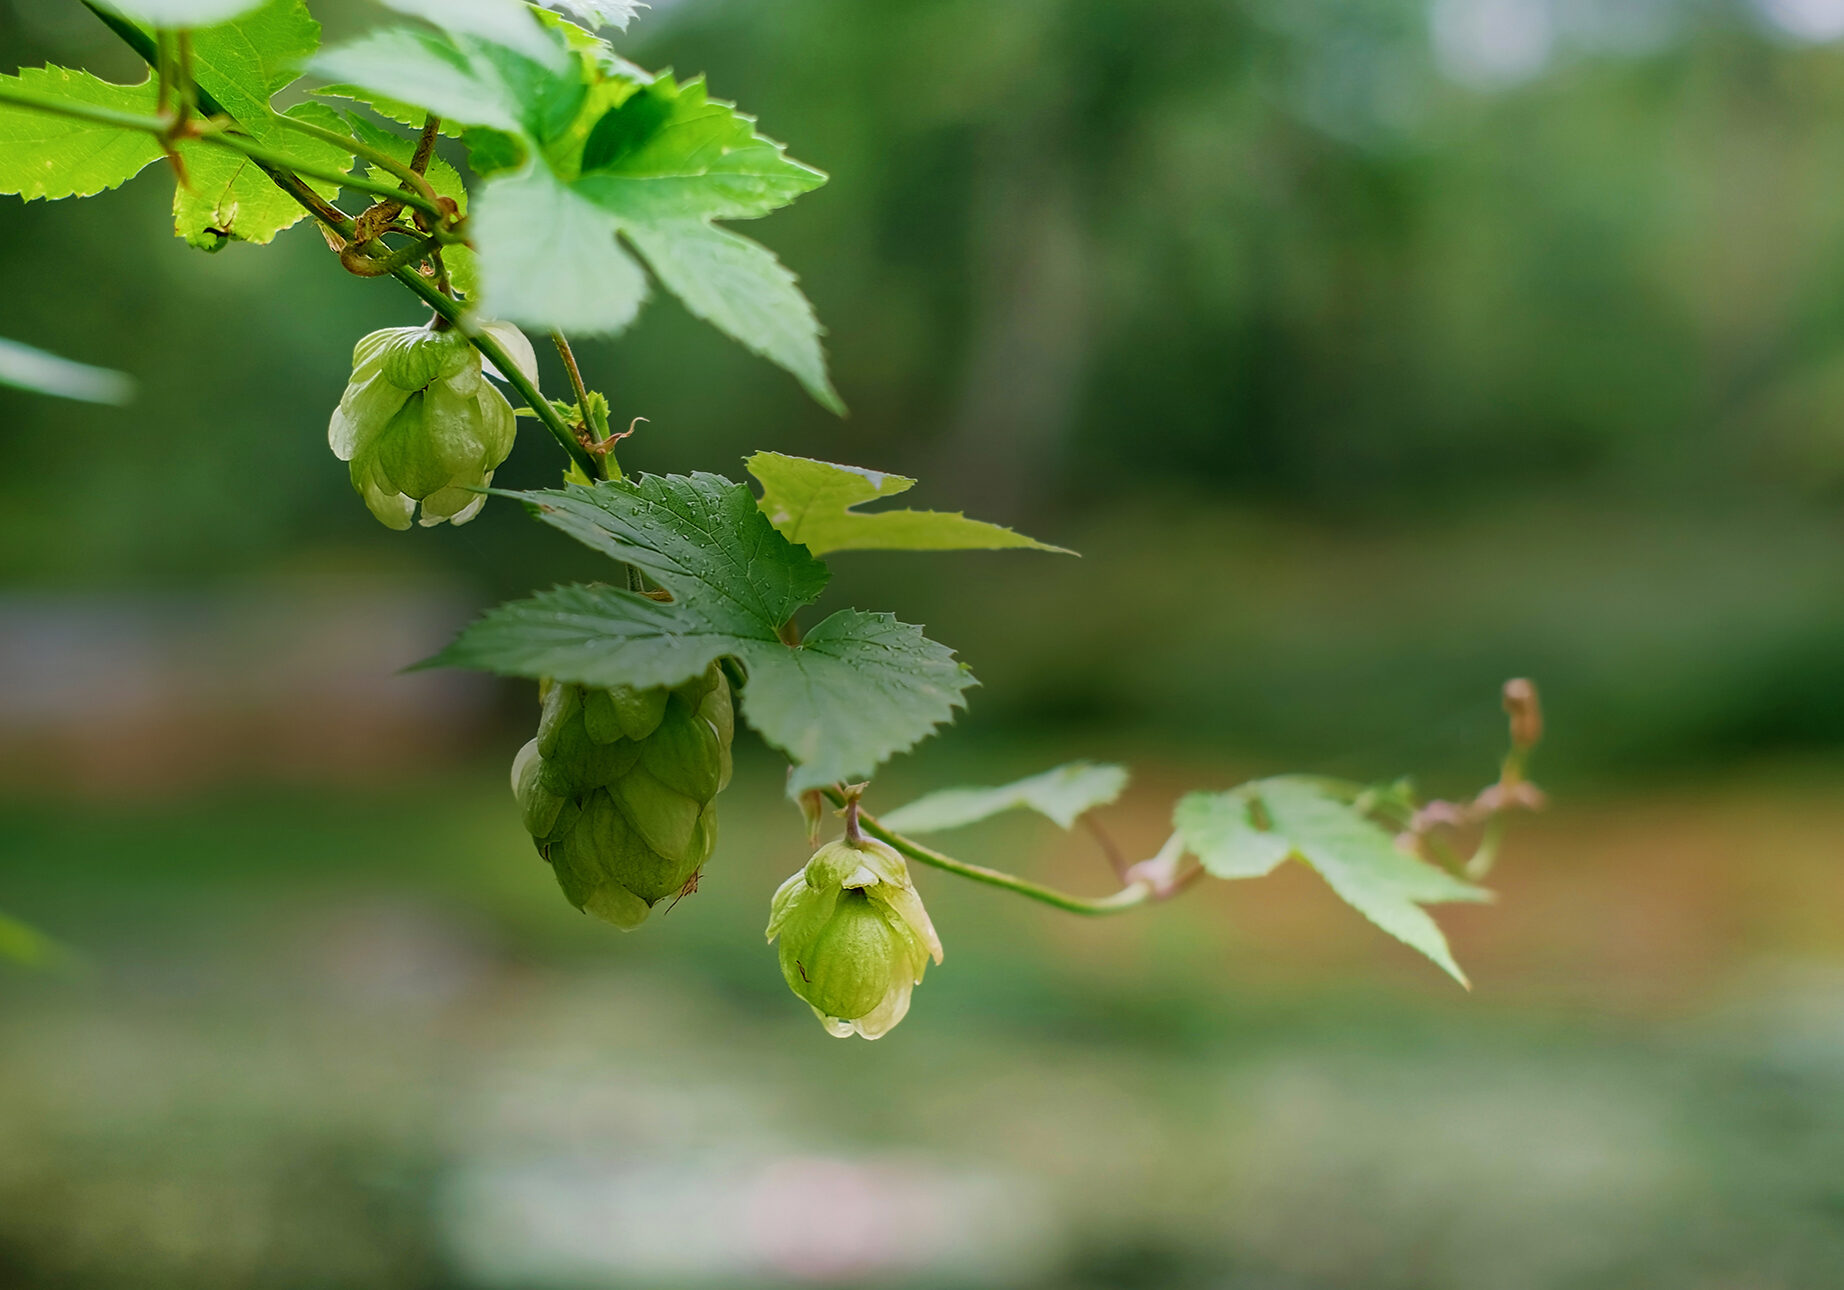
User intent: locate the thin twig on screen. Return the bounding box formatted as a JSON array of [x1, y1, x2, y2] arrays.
[[822, 788, 1159, 917], [1081, 815, 1132, 883]]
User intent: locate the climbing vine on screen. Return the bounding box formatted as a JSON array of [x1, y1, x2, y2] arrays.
[[0, 0, 1543, 1034]]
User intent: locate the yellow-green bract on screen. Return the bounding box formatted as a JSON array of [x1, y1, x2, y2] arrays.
[[513, 665, 735, 928], [766, 834, 943, 1039], [327, 321, 534, 529]]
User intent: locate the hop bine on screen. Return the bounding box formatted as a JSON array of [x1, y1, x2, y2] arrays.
[[328, 321, 534, 529], [767, 833, 943, 1039], [513, 664, 735, 928]]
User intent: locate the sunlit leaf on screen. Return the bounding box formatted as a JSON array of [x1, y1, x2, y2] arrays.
[[0, 65, 164, 201], [109, 0, 267, 26], [375, 0, 565, 66], [311, 23, 582, 138], [623, 220, 838, 410], [173, 102, 349, 248], [747, 452, 1071, 555]]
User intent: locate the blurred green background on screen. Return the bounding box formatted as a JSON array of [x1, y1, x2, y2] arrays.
[[5, 0, 1844, 1285]]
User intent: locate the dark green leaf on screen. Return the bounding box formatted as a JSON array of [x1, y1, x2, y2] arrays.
[[430, 474, 974, 788]]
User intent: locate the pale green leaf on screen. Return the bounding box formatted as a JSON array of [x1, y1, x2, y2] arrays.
[[546, 0, 643, 30], [111, 0, 267, 25], [1175, 776, 1490, 986], [376, 0, 564, 66], [882, 762, 1129, 835], [0, 65, 164, 201], [473, 165, 649, 333], [747, 452, 1072, 556], [428, 473, 974, 788], [310, 24, 584, 139], [0, 337, 136, 404], [623, 220, 838, 411]]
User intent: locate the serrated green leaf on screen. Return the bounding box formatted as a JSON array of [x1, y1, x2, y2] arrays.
[[747, 452, 1072, 556], [1175, 776, 1490, 986], [0, 6, 340, 246], [562, 75, 837, 405], [311, 24, 582, 139], [573, 76, 824, 221], [472, 165, 649, 332], [882, 762, 1128, 835], [752, 609, 969, 792], [172, 101, 349, 248], [623, 220, 839, 411], [429, 473, 974, 788], [0, 65, 164, 201], [0, 336, 137, 404], [185, 0, 322, 143], [312, 28, 836, 408]]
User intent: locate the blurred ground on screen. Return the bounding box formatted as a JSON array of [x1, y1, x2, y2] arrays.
[[3, 748, 1843, 1289]]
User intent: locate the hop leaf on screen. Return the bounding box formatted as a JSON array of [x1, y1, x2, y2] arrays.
[[748, 453, 1071, 556], [427, 472, 977, 790], [1174, 776, 1491, 986]]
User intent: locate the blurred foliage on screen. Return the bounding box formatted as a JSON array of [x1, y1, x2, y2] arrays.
[[3, 0, 1844, 777]]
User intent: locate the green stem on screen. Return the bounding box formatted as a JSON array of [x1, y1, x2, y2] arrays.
[[204, 131, 447, 219], [822, 789, 1156, 917], [0, 81, 447, 220], [272, 110, 445, 211]]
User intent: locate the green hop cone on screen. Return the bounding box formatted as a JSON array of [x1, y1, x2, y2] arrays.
[[766, 833, 944, 1040], [511, 664, 735, 929], [328, 321, 536, 530]]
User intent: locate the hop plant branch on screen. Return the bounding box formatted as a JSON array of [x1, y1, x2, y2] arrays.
[[0, 79, 450, 220], [821, 787, 1162, 916], [271, 109, 445, 213], [51, 0, 599, 479]]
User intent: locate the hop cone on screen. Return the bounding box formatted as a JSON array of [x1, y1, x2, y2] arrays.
[[328, 321, 534, 529], [766, 834, 943, 1039], [512, 664, 735, 929]]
